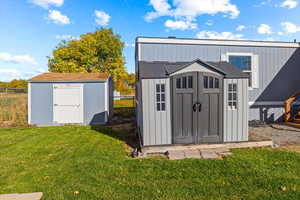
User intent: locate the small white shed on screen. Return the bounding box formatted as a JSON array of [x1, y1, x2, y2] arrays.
[[28, 72, 113, 126]]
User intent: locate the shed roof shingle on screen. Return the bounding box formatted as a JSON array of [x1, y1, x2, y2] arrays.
[[29, 72, 110, 82]]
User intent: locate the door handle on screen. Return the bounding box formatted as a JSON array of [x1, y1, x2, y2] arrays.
[[193, 104, 197, 112], [198, 103, 202, 112]]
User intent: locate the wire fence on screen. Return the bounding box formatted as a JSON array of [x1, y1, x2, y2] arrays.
[[0, 87, 27, 94]]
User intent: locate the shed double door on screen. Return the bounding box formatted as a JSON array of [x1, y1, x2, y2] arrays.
[[53, 84, 84, 124], [172, 72, 223, 144]]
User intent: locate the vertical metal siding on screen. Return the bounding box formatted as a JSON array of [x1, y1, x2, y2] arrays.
[[139, 43, 298, 121], [224, 79, 248, 142], [141, 79, 172, 146]]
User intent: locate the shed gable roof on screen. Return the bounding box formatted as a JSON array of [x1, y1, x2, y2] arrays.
[[166, 59, 226, 75], [29, 72, 110, 82]]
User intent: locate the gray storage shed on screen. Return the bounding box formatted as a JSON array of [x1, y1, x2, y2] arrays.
[[136, 40, 249, 146], [28, 72, 113, 126]]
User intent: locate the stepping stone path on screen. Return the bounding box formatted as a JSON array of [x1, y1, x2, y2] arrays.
[[167, 148, 232, 160], [0, 192, 43, 200]]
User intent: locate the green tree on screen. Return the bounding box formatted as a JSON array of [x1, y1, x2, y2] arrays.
[[0, 80, 27, 89], [48, 28, 129, 92]]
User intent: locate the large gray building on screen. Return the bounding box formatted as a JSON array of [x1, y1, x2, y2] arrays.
[[28, 72, 113, 126], [135, 37, 300, 146]]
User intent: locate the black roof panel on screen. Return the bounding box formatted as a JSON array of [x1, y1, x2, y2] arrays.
[[139, 59, 249, 79]]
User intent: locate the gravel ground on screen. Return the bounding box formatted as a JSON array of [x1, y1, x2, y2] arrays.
[[249, 123, 300, 151]]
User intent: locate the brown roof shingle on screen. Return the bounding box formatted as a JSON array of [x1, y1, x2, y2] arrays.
[[29, 72, 110, 82]]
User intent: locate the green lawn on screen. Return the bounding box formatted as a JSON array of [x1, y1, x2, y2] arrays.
[[1, 126, 300, 200]]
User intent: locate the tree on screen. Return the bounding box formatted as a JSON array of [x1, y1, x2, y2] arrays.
[[48, 28, 131, 92], [0, 79, 27, 89]]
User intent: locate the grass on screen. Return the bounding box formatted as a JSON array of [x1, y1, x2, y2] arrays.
[[114, 99, 135, 118], [0, 93, 28, 127], [114, 98, 135, 108], [1, 126, 300, 199]]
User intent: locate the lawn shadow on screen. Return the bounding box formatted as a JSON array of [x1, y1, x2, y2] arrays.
[[91, 107, 139, 151]]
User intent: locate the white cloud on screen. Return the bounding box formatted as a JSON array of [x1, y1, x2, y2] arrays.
[[205, 20, 213, 26], [280, 0, 298, 8], [125, 42, 135, 47], [236, 25, 246, 31], [145, 0, 240, 22], [47, 10, 70, 25], [0, 52, 38, 66], [257, 24, 272, 34], [36, 68, 48, 73], [55, 34, 80, 41], [196, 31, 244, 40], [165, 19, 197, 30], [0, 69, 22, 82], [30, 0, 64, 9], [280, 22, 300, 33], [265, 37, 275, 41], [95, 10, 110, 26]]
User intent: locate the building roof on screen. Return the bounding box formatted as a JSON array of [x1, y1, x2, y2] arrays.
[[29, 72, 110, 82], [139, 59, 249, 79], [136, 37, 300, 48]]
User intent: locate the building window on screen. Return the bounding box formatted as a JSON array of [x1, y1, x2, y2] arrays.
[[228, 83, 237, 110], [227, 53, 257, 88], [156, 84, 166, 111]]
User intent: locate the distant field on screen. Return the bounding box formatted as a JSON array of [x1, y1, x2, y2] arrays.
[[0, 93, 28, 127]]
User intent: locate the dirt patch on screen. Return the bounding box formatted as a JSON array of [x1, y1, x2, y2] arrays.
[[249, 123, 300, 153], [280, 144, 300, 153]]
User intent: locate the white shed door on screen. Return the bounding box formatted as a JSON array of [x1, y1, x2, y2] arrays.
[[53, 84, 83, 124]]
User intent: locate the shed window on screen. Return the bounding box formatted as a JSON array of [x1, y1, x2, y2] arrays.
[[188, 76, 193, 88], [215, 78, 219, 88], [176, 76, 193, 89], [204, 76, 208, 88], [228, 83, 237, 110], [156, 84, 166, 111], [182, 77, 187, 88], [204, 76, 219, 89], [176, 78, 181, 89]]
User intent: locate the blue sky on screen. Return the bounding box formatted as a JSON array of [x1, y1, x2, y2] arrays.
[[1, 0, 300, 81]]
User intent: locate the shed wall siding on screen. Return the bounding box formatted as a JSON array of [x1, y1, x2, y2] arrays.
[[224, 79, 249, 142], [139, 43, 300, 121], [83, 82, 107, 124], [30, 82, 108, 126], [141, 79, 172, 146], [31, 83, 53, 126]]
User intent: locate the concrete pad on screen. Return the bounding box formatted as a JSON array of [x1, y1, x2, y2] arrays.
[[142, 140, 273, 155], [200, 151, 221, 159], [167, 150, 185, 160], [219, 152, 233, 157], [0, 192, 43, 200], [184, 149, 201, 158]]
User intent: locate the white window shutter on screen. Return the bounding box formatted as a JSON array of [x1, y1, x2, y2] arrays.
[[221, 54, 227, 62], [252, 55, 259, 88]]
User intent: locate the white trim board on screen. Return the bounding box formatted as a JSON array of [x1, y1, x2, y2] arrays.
[[136, 37, 300, 48], [28, 82, 31, 124]]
